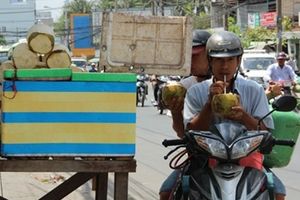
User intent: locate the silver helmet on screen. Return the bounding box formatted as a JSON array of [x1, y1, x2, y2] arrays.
[[206, 31, 243, 58]]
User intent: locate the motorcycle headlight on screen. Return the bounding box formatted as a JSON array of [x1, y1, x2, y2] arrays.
[[194, 135, 228, 159], [231, 135, 264, 160]]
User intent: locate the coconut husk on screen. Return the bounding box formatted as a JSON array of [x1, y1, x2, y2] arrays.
[[27, 24, 55, 54], [162, 82, 186, 106], [211, 93, 240, 117], [12, 43, 39, 69], [0, 60, 15, 81], [45, 44, 71, 68]]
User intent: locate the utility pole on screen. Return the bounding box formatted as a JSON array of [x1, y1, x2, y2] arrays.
[[277, 0, 282, 53], [64, 0, 70, 50], [223, 0, 228, 31], [159, 0, 164, 16], [151, 0, 158, 16], [34, 0, 37, 24]]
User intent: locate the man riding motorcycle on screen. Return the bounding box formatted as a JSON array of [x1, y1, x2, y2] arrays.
[[184, 31, 286, 200], [264, 52, 298, 96], [159, 29, 211, 200]]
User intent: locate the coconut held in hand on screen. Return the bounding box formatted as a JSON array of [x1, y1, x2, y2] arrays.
[[211, 93, 239, 117], [162, 82, 186, 106], [293, 84, 300, 93]]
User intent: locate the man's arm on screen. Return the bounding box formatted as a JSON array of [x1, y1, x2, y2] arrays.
[[171, 111, 184, 138], [289, 67, 298, 84], [228, 105, 268, 130], [166, 96, 185, 138], [186, 102, 213, 131], [263, 65, 273, 83], [184, 81, 221, 131]]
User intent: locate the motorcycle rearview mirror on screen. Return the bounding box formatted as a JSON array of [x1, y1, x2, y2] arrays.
[[257, 96, 297, 130], [271, 95, 297, 112]]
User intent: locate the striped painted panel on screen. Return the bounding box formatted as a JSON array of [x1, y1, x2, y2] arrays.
[[1, 78, 136, 157], [3, 81, 136, 92], [2, 92, 135, 112]]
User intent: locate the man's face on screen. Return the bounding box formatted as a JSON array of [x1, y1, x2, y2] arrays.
[[191, 46, 208, 77], [210, 56, 240, 82], [277, 58, 285, 67]]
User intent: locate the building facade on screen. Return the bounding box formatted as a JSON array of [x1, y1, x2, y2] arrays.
[[0, 0, 35, 44], [36, 10, 54, 27], [282, 0, 300, 21]]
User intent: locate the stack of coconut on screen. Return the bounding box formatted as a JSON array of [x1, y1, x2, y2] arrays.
[[1, 24, 71, 70]]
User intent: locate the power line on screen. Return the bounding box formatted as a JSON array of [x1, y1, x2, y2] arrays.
[[1, 25, 102, 39]]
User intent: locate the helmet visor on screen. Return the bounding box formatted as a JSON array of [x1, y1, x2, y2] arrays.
[[208, 48, 243, 58], [192, 46, 205, 55]]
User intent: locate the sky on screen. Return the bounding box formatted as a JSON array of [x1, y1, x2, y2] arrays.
[[36, 0, 66, 21]]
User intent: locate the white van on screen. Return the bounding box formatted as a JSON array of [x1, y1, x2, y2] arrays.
[[71, 57, 87, 71], [0, 45, 10, 64], [240, 50, 276, 88]]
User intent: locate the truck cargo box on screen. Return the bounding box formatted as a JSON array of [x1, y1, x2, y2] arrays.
[[1, 69, 136, 157], [99, 12, 192, 76]]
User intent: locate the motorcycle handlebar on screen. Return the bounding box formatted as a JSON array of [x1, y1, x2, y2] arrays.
[[274, 139, 295, 147], [162, 139, 186, 147]]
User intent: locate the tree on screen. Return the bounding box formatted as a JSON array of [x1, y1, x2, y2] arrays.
[[193, 12, 210, 29], [0, 35, 6, 45], [96, 0, 147, 10], [241, 26, 276, 48], [54, 0, 96, 40], [227, 16, 241, 37], [67, 0, 95, 13], [282, 16, 292, 32], [53, 15, 65, 38]]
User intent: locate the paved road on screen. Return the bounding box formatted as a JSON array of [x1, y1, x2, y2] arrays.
[[0, 84, 299, 199]]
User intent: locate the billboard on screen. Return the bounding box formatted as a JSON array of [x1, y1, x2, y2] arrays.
[[260, 12, 277, 27], [248, 13, 260, 28], [70, 14, 95, 58]]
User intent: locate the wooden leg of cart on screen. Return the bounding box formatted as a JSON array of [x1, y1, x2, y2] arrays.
[[39, 172, 96, 200], [114, 172, 129, 200], [0, 159, 136, 200], [95, 173, 108, 200]]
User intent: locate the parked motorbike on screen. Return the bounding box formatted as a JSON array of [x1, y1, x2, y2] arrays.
[[136, 74, 148, 107], [162, 96, 297, 200], [155, 75, 170, 114]]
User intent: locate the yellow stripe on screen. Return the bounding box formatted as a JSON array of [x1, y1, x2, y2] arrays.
[[2, 123, 136, 144], [2, 92, 136, 112]]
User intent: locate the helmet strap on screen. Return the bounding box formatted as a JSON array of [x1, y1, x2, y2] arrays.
[[231, 56, 242, 92]]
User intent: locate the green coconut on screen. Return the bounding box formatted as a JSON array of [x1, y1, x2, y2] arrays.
[[293, 84, 300, 93], [211, 93, 239, 117], [162, 82, 186, 106]]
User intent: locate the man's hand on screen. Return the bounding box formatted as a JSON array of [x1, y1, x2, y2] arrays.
[[209, 81, 229, 101], [267, 83, 282, 98], [225, 105, 245, 122]]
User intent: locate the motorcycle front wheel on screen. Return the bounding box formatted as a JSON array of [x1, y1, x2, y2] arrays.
[[141, 92, 145, 107]]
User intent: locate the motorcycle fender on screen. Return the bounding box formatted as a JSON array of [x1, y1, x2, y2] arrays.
[[214, 166, 267, 200], [188, 165, 270, 200]]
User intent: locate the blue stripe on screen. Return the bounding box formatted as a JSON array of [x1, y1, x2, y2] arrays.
[[1, 143, 135, 155], [3, 81, 136, 93], [2, 112, 136, 123]]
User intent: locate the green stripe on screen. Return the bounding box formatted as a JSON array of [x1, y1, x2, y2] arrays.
[[4, 68, 72, 80], [72, 72, 136, 82]]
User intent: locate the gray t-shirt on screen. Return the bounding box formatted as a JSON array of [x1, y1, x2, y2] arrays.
[[183, 75, 274, 129]]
